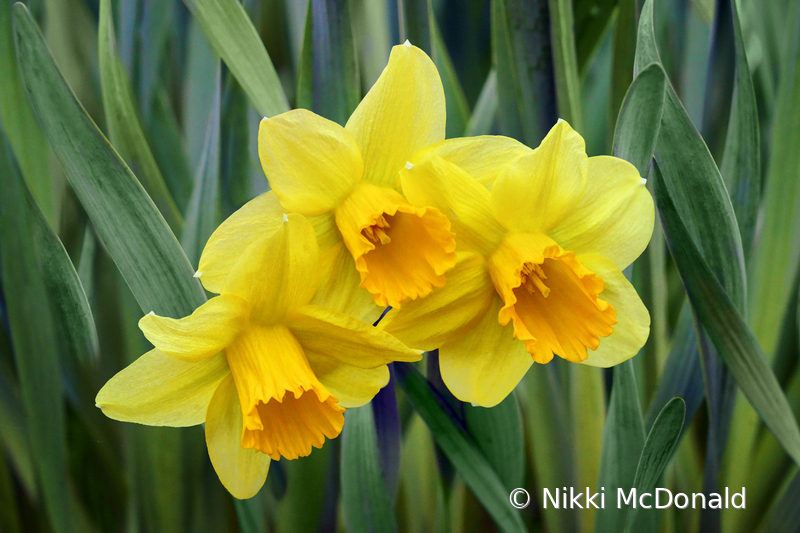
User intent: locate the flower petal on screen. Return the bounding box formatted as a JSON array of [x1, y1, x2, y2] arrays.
[[95, 349, 229, 427], [306, 352, 390, 408], [400, 156, 505, 255], [139, 294, 249, 362], [205, 374, 271, 499], [285, 304, 422, 368], [258, 109, 362, 215], [345, 43, 445, 188], [438, 295, 532, 407], [576, 253, 650, 367], [549, 156, 655, 270], [225, 213, 320, 323], [310, 242, 384, 323], [409, 135, 530, 189], [197, 192, 285, 294], [491, 120, 588, 233], [380, 252, 495, 351]]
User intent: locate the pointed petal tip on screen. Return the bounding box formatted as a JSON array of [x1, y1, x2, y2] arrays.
[[148, 310, 155, 316], [640, 178, 647, 185], [404, 39, 411, 48], [193, 271, 202, 278], [404, 161, 414, 170]]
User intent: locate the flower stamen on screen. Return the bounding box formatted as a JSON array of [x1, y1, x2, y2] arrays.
[[521, 262, 550, 297], [362, 215, 392, 244]]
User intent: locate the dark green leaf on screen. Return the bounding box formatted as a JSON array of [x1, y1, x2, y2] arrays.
[[465, 69, 498, 136], [574, 0, 616, 73], [395, 362, 526, 533], [549, 0, 584, 131]]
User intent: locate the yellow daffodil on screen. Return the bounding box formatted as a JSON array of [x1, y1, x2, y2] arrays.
[[381, 120, 654, 407], [96, 214, 420, 499], [255, 41, 456, 311]]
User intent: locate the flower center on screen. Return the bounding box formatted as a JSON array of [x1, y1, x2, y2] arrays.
[[225, 324, 344, 460], [489, 233, 617, 364], [335, 182, 457, 308]]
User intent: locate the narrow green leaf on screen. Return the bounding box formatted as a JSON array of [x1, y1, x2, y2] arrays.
[[700, 0, 735, 162], [431, 18, 470, 139], [635, 0, 746, 314], [0, 135, 74, 533], [0, 0, 53, 225], [548, 0, 584, 131], [297, 0, 360, 125], [574, 0, 616, 72], [464, 392, 525, 490], [14, 3, 206, 318], [653, 162, 800, 467], [492, 0, 558, 145], [181, 68, 221, 267], [763, 470, 800, 533], [395, 362, 526, 533], [465, 69, 498, 137], [184, 0, 290, 118], [98, 0, 183, 234], [0, 365, 36, 498], [611, 62, 666, 176], [0, 446, 21, 533], [569, 365, 604, 533], [400, 0, 431, 53], [595, 361, 646, 533], [610, 0, 637, 123], [138, 0, 175, 110], [184, 19, 220, 168], [341, 403, 397, 533], [624, 397, 686, 531]]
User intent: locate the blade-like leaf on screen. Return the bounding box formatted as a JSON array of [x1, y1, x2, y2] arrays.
[[341, 403, 397, 533], [13, 3, 205, 318], [372, 367, 401, 501], [653, 162, 800, 468], [0, 135, 74, 533], [184, 0, 290, 118], [624, 397, 686, 531], [98, 0, 183, 234], [595, 361, 646, 533], [395, 362, 526, 533], [492, 0, 558, 145], [763, 470, 800, 533], [296, 0, 360, 126], [465, 69, 498, 137], [548, 0, 584, 131], [574, 0, 616, 73]]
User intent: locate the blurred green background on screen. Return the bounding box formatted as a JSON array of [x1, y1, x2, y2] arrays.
[[1, 0, 800, 531]]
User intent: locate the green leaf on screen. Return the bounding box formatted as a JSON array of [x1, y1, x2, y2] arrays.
[[635, 0, 746, 314], [763, 471, 800, 533], [595, 361, 646, 533], [184, 0, 290, 118], [574, 0, 616, 73], [548, 0, 584, 131], [611, 62, 666, 176], [181, 68, 221, 267], [464, 391, 525, 490], [395, 362, 526, 533], [0, 134, 75, 533], [341, 403, 397, 533], [431, 18, 470, 139], [465, 69, 498, 136], [492, 0, 558, 145], [98, 0, 183, 234], [0, 1, 52, 225], [624, 397, 686, 531], [653, 162, 800, 468], [297, 0, 360, 125], [610, 0, 637, 123], [13, 3, 206, 319], [0, 363, 36, 498]]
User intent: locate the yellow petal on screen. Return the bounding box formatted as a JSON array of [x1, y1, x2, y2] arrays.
[[345, 43, 445, 188], [335, 183, 456, 308], [438, 295, 532, 407], [310, 242, 384, 323], [400, 156, 505, 255], [197, 192, 285, 294], [488, 232, 616, 364], [96, 349, 229, 427], [576, 254, 651, 367], [306, 352, 390, 408], [226, 323, 344, 460], [409, 135, 530, 189], [139, 295, 249, 362], [491, 120, 588, 233], [258, 109, 362, 215], [205, 374, 271, 499], [285, 304, 422, 368], [380, 252, 495, 351], [225, 213, 320, 323], [549, 156, 655, 270]]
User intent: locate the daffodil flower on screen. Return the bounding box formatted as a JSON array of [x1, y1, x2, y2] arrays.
[[255, 41, 457, 311], [96, 214, 420, 499], [382, 121, 654, 407]]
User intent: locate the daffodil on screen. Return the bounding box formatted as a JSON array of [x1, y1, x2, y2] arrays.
[[96, 214, 420, 499], [254, 41, 456, 312], [381, 121, 654, 407]]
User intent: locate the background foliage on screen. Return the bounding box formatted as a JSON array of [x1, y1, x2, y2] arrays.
[[1, 0, 799, 531]]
